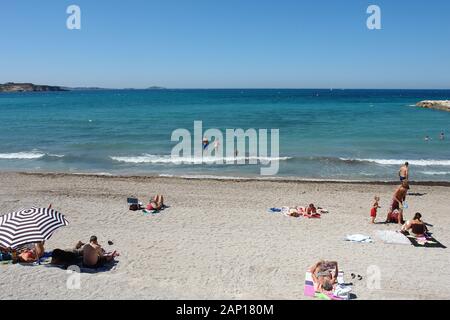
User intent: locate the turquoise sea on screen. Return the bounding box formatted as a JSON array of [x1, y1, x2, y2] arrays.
[[0, 89, 449, 181]]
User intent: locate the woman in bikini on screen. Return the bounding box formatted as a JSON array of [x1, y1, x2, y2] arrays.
[[146, 194, 165, 211], [309, 260, 339, 293]]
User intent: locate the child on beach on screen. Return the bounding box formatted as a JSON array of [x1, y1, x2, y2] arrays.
[[370, 196, 380, 224]]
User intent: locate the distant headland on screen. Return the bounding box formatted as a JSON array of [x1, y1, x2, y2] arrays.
[[416, 100, 450, 112], [0, 82, 167, 93], [0, 82, 67, 92]]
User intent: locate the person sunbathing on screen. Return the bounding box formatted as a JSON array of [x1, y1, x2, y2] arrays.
[[402, 212, 428, 237], [305, 203, 317, 216], [287, 207, 301, 217], [309, 260, 339, 293], [146, 194, 165, 211], [50, 241, 86, 266], [83, 236, 119, 268], [15, 242, 45, 263]]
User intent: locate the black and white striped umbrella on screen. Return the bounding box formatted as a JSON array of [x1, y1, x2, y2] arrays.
[[0, 207, 69, 249]]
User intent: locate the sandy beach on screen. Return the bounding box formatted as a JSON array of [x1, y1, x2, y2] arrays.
[[0, 171, 449, 300]]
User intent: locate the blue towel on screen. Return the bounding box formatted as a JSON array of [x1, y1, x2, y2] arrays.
[[268, 208, 282, 213]]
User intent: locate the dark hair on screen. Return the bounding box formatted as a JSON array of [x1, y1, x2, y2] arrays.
[[51, 249, 78, 266], [413, 212, 422, 221], [322, 279, 333, 291], [51, 249, 64, 259], [405, 162, 409, 166], [90, 235, 98, 243]]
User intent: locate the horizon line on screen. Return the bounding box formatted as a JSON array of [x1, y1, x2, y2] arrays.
[[2, 82, 450, 91]]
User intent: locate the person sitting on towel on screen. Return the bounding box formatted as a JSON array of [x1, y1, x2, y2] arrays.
[[146, 194, 165, 211], [402, 212, 428, 237], [309, 260, 339, 293], [83, 236, 119, 269], [305, 203, 318, 217]]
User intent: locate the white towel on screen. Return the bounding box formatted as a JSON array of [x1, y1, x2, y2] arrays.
[[345, 234, 374, 243], [375, 230, 410, 245]]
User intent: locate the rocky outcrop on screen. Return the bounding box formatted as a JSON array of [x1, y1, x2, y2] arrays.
[[416, 100, 450, 112], [0, 82, 67, 92]]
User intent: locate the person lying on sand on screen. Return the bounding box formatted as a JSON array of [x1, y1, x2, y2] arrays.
[[50, 241, 86, 266], [401, 212, 428, 237], [285, 204, 323, 217], [309, 260, 339, 293], [83, 236, 119, 269], [14, 242, 45, 263], [146, 194, 165, 211]]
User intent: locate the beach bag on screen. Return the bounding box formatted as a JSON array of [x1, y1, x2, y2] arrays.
[[129, 204, 140, 211], [333, 284, 352, 300]]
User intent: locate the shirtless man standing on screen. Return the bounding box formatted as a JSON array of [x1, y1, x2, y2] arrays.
[[386, 181, 409, 225], [398, 162, 409, 182], [83, 236, 119, 268]]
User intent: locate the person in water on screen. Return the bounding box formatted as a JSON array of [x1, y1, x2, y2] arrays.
[[398, 162, 409, 182], [440, 132, 445, 141], [386, 181, 409, 225], [309, 260, 339, 293], [213, 139, 220, 151], [402, 212, 428, 237], [202, 136, 209, 150], [370, 196, 381, 224]]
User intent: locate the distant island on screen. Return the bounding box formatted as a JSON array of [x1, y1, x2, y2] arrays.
[[0, 82, 67, 92], [416, 100, 450, 112], [146, 86, 166, 90]]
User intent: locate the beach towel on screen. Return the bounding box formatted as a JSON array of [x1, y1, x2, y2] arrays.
[[304, 271, 350, 300], [47, 260, 118, 273], [375, 230, 410, 245], [142, 209, 160, 215], [303, 214, 321, 219], [345, 234, 373, 243], [1, 252, 53, 266], [268, 208, 282, 213], [401, 231, 446, 249]]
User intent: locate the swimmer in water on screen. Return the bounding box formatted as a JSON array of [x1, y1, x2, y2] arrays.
[[213, 139, 220, 150], [202, 136, 209, 150]]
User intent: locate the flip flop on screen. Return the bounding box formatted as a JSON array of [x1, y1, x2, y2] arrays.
[[357, 275, 363, 281], [108, 241, 114, 245], [351, 273, 356, 279]]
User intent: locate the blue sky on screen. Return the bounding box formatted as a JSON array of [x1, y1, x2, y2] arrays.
[[1, 0, 449, 89]]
